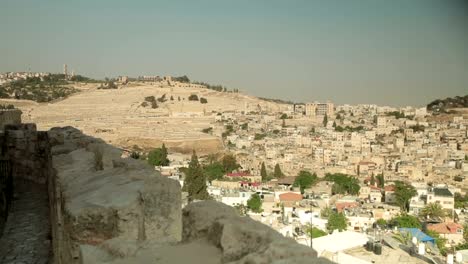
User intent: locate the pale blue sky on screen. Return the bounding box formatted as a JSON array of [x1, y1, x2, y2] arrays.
[[1, 0, 467, 106]]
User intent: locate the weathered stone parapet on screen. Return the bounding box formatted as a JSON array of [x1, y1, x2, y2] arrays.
[[183, 201, 333, 264], [48, 127, 182, 264]]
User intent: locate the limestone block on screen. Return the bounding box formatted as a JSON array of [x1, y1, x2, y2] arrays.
[[140, 176, 182, 243]]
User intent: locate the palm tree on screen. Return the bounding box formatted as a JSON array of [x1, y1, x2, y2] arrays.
[[419, 203, 446, 220]]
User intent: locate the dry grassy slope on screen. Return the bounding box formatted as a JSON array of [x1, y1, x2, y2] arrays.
[[3, 82, 286, 154]]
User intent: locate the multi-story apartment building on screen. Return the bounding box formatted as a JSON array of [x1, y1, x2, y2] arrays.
[[305, 102, 334, 117], [427, 187, 455, 212]]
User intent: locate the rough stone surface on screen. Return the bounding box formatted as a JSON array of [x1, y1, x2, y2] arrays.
[[0, 180, 51, 264], [48, 127, 182, 263], [183, 201, 334, 264]]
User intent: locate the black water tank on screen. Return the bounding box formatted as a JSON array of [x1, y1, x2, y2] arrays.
[[366, 241, 374, 251], [374, 243, 382, 255]]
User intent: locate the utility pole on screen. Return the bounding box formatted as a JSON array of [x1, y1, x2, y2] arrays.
[[310, 202, 313, 248]]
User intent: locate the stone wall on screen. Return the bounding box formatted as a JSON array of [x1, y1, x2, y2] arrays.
[[0, 109, 22, 131], [47, 127, 182, 264], [3, 123, 51, 184]]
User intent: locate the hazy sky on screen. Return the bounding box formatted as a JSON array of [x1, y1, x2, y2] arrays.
[[1, 0, 467, 106]]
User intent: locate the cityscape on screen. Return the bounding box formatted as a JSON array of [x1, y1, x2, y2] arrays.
[[1, 1, 467, 264]]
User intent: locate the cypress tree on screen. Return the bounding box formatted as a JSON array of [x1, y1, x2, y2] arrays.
[[274, 163, 284, 178], [184, 151, 210, 202], [323, 114, 328, 127]]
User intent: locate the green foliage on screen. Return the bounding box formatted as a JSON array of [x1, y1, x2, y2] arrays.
[[188, 94, 199, 101], [273, 163, 284, 178], [0, 104, 15, 109], [192, 81, 228, 92], [280, 113, 288, 119], [324, 173, 360, 195], [184, 151, 210, 202], [323, 114, 328, 127], [392, 231, 412, 244], [222, 154, 240, 173], [145, 96, 156, 102], [203, 162, 224, 182], [307, 226, 327, 238], [234, 204, 247, 216], [240, 123, 248, 130], [69, 75, 101, 83], [0, 74, 77, 102], [419, 203, 446, 219], [386, 111, 405, 119], [394, 181, 417, 212], [390, 214, 421, 228], [320, 206, 333, 218], [201, 127, 213, 134], [425, 229, 447, 256], [375, 219, 387, 228], [334, 125, 364, 132], [409, 124, 425, 132], [147, 144, 169, 166], [260, 162, 268, 182], [247, 193, 262, 213], [294, 170, 318, 194], [157, 94, 167, 102], [254, 133, 267, 140], [200, 97, 208, 104], [375, 174, 385, 188], [172, 75, 190, 83], [454, 192, 468, 209], [370, 175, 375, 186], [326, 212, 347, 232]]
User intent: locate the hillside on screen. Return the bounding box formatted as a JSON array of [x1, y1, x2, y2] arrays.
[[1, 81, 287, 154], [427, 95, 468, 113], [0, 74, 108, 103]]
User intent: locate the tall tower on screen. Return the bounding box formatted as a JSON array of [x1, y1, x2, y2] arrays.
[[63, 64, 68, 77]]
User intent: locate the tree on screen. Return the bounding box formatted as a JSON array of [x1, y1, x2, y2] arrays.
[[375, 219, 387, 228], [147, 144, 170, 166], [188, 94, 199, 101], [324, 173, 360, 195], [326, 212, 347, 232], [390, 214, 421, 228], [260, 162, 268, 182], [274, 163, 284, 178], [293, 170, 318, 194], [419, 203, 446, 220], [204, 162, 224, 182], [184, 151, 210, 202], [222, 154, 240, 173], [247, 193, 262, 213], [370, 175, 375, 186], [306, 226, 327, 238], [320, 206, 333, 218], [323, 114, 328, 127], [376, 174, 385, 188], [200, 97, 208, 104], [454, 192, 468, 209], [394, 181, 417, 212], [170, 95, 174, 100]]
